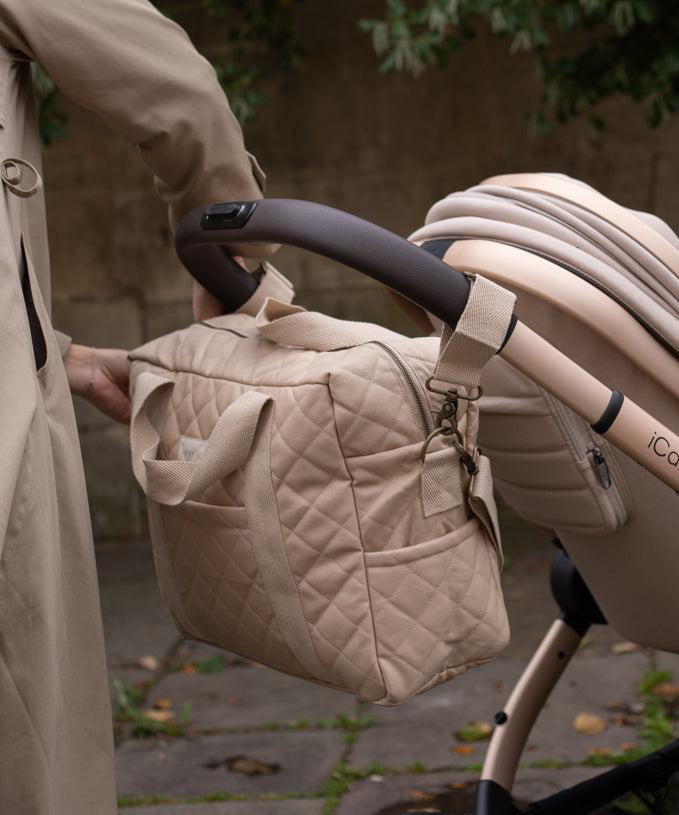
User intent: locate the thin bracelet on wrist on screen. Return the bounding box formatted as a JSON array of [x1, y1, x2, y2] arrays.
[[83, 347, 96, 397]]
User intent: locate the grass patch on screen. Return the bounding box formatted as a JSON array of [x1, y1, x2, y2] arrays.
[[320, 761, 387, 815], [257, 713, 373, 743], [584, 668, 676, 768], [112, 679, 191, 739], [118, 791, 311, 808], [528, 758, 565, 769], [261, 719, 311, 732], [405, 760, 426, 774], [318, 713, 374, 744]]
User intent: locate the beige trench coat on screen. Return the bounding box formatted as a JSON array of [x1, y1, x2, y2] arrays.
[[0, 2, 265, 812]]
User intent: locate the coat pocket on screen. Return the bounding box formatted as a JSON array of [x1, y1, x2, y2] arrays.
[[364, 518, 509, 704]]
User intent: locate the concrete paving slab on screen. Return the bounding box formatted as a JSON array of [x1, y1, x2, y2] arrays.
[[97, 544, 179, 668], [335, 771, 476, 815], [119, 801, 324, 815], [148, 665, 357, 729], [335, 768, 617, 815], [116, 731, 345, 798], [352, 653, 649, 770]]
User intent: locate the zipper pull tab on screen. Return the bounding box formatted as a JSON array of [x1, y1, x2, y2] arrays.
[[590, 446, 611, 490]]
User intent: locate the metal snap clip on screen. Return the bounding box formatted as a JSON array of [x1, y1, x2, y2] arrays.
[[426, 377, 483, 401]]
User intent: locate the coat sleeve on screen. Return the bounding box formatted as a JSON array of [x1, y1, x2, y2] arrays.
[[0, 0, 268, 245]]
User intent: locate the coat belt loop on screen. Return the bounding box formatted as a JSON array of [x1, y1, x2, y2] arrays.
[[2, 158, 43, 198]]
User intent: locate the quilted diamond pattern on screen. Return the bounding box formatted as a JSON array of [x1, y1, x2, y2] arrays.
[[129, 312, 509, 704]]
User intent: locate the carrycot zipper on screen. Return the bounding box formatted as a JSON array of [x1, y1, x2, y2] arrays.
[[372, 341, 435, 437], [589, 446, 612, 490]]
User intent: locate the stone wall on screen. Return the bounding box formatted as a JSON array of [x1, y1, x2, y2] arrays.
[[45, 0, 679, 544]]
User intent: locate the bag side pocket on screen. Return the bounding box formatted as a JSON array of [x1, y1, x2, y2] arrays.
[[364, 518, 509, 705]]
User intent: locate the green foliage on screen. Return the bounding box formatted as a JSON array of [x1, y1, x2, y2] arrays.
[[36, 1, 679, 146], [158, 0, 304, 124], [359, 1, 679, 130], [32, 64, 69, 147]]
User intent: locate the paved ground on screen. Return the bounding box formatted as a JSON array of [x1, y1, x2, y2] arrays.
[[98, 507, 678, 815]]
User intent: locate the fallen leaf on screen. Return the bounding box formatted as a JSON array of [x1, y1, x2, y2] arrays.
[[154, 699, 173, 710], [456, 720, 493, 742], [605, 701, 627, 712], [226, 696, 239, 705], [181, 662, 197, 675], [224, 756, 280, 776], [611, 641, 641, 655], [137, 655, 160, 671], [406, 789, 435, 802], [142, 709, 175, 723], [653, 682, 679, 699], [610, 712, 638, 727], [588, 747, 612, 757], [620, 742, 637, 753], [574, 713, 607, 735], [451, 745, 476, 755], [448, 782, 469, 790]]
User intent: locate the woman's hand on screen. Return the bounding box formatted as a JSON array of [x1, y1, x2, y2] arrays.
[[64, 344, 131, 424], [192, 255, 246, 322]]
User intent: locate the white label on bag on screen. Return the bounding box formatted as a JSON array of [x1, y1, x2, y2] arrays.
[[178, 435, 209, 462]]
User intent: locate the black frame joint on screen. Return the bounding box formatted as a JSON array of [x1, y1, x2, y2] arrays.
[[591, 390, 624, 435]]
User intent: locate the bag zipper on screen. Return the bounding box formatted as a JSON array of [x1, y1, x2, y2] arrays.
[[371, 341, 435, 437], [199, 322, 247, 338], [197, 325, 435, 438]]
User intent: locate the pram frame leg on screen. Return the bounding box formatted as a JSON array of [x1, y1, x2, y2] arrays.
[[477, 617, 584, 800], [474, 548, 679, 815]]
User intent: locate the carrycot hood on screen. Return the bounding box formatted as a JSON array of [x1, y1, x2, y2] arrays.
[[410, 173, 679, 358]]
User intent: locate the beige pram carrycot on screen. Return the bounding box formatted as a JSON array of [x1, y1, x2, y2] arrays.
[[173, 177, 679, 815], [410, 172, 679, 814]]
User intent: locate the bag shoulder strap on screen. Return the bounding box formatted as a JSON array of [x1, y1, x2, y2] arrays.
[[432, 274, 516, 392]]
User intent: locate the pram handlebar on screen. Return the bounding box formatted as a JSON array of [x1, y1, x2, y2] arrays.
[[175, 198, 679, 494], [175, 199, 473, 328]]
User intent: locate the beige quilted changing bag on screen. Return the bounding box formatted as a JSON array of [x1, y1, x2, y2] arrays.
[[129, 271, 514, 704]]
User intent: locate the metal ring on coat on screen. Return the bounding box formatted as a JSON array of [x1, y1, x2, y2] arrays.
[[2, 158, 43, 198]]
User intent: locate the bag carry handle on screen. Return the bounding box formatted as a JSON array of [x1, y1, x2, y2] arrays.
[[130, 372, 270, 506], [130, 371, 330, 683]]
